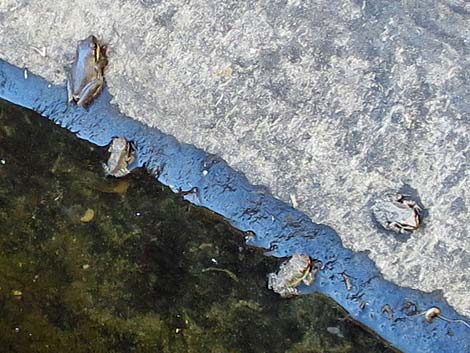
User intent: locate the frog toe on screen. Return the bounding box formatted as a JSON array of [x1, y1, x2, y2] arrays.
[[113, 168, 130, 178]]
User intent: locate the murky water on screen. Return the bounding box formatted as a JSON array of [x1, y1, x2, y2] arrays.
[[0, 99, 395, 353]]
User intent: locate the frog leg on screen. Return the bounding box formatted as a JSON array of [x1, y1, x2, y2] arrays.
[[281, 287, 299, 298], [414, 212, 422, 227], [303, 272, 316, 286], [76, 79, 103, 107], [126, 150, 136, 165], [401, 224, 417, 232], [102, 162, 111, 176], [388, 222, 404, 233], [403, 199, 420, 211], [267, 274, 276, 290], [102, 165, 130, 178], [389, 222, 415, 234], [113, 167, 131, 178]]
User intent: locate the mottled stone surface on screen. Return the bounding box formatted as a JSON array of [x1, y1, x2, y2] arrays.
[[1, 0, 469, 315]]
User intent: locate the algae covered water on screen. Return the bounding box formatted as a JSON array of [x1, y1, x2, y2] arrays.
[[0, 98, 395, 353]]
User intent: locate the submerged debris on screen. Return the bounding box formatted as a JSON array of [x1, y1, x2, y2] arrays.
[[201, 267, 239, 282], [424, 307, 441, 323], [10, 289, 23, 298], [327, 326, 344, 338], [95, 180, 130, 194], [80, 208, 95, 223], [422, 306, 470, 329]]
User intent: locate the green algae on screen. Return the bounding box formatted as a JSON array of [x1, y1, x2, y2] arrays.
[[0, 99, 395, 353]]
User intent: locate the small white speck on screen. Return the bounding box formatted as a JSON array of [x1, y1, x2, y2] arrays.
[[14, 327, 20, 333], [135, 212, 141, 216], [47, 84, 51, 88], [210, 258, 218, 264], [271, 215, 275, 222], [245, 233, 256, 243], [24, 69, 28, 79], [290, 193, 298, 208], [0, 159, 5, 165], [202, 170, 208, 176], [32, 46, 47, 57]]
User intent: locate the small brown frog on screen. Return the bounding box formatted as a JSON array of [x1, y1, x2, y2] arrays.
[[102, 137, 135, 177], [67, 35, 107, 107], [267, 253, 320, 298], [372, 193, 422, 234]]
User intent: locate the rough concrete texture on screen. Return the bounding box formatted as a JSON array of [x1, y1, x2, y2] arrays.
[[1, 0, 469, 315]]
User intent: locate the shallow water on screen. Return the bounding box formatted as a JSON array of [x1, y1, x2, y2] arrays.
[[0, 98, 395, 353]]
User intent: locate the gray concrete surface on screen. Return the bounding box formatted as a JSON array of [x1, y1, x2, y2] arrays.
[[1, 0, 469, 315]]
